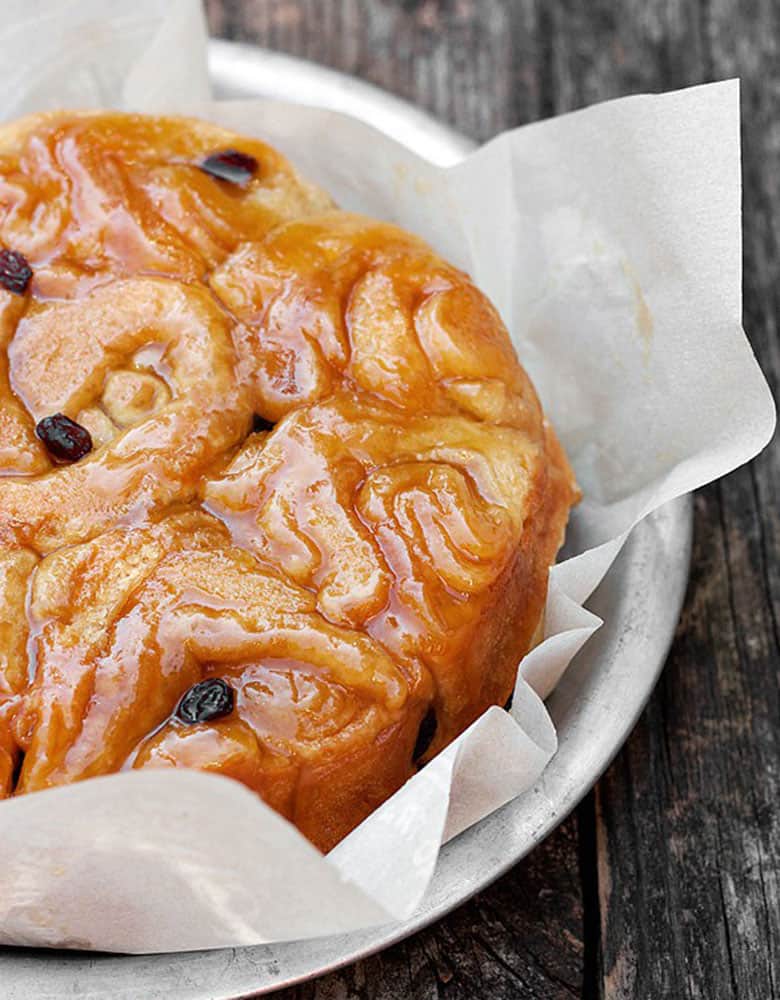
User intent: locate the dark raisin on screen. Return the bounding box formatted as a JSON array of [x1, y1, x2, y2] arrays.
[[252, 413, 275, 433], [0, 249, 32, 295], [504, 692, 514, 711], [413, 706, 437, 762], [35, 413, 92, 463], [176, 678, 234, 724], [198, 149, 258, 186]]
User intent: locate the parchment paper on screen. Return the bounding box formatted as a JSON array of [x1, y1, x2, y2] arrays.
[[0, 0, 774, 953]]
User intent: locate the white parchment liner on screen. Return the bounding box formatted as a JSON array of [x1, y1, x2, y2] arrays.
[[0, 0, 774, 953]]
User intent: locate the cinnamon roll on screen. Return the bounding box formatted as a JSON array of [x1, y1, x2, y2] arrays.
[[0, 112, 577, 851]]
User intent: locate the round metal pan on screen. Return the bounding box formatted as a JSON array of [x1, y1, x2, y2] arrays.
[[0, 41, 694, 1000]]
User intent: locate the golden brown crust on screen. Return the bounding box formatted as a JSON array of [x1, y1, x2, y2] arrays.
[[0, 111, 578, 851], [0, 111, 332, 297], [425, 423, 578, 756]]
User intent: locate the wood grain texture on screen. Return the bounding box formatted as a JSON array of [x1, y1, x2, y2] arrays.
[[281, 819, 584, 1000], [206, 2, 779, 998]]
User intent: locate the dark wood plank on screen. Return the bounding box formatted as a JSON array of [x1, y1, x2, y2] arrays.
[[206, 2, 780, 998], [594, 478, 780, 999], [565, 2, 780, 997], [206, 0, 546, 142]]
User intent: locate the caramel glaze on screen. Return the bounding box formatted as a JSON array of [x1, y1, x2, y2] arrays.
[[0, 112, 578, 851]]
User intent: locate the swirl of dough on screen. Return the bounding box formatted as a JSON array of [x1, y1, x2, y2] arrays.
[[0, 277, 251, 551], [12, 511, 420, 849], [0, 293, 48, 475], [203, 393, 549, 749], [0, 112, 331, 297], [0, 546, 37, 795], [210, 212, 543, 429]]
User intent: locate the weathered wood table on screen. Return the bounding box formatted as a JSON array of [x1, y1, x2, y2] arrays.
[[206, 3, 780, 996]]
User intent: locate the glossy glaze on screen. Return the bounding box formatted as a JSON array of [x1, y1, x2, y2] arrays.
[[0, 112, 577, 850]]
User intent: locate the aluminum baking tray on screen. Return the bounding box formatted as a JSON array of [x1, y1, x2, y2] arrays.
[[0, 40, 694, 1000]]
